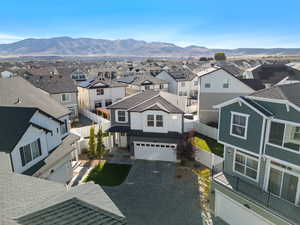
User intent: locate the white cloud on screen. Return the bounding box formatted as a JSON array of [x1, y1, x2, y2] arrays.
[[0, 34, 25, 44]]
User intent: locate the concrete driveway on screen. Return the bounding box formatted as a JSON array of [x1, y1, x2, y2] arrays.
[[103, 160, 203, 225]]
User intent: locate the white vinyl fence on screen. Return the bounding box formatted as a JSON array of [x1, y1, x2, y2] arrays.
[[184, 120, 218, 140], [79, 109, 111, 132], [194, 146, 223, 172]]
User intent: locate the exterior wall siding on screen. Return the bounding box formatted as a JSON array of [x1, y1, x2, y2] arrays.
[[265, 144, 300, 167], [219, 102, 264, 154], [0, 152, 13, 172]]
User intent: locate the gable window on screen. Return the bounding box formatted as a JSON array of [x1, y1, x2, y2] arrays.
[[61, 93, 70, 102], [230, 112, 249, 139], [147, 115, 155, 127], [234, 150, 259, 181], [156, 115, 163, 127], [20, 139, 42, 166], [194, 81, 198, 86], [181, 82, 185, 87], [96, 88, 104, 95], [117, 110, 127, 123], [223, 83, 229, 88], [205, 83, 211, 88]]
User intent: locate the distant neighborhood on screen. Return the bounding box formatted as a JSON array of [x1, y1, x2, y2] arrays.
[[1, 55, 300, 225]]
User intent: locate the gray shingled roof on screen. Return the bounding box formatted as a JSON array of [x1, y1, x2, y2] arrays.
[[23, 74, 78, 94], [0, 173, 126, 225], [239, 79, 265, 91], [0, 107, 36, 152], [79, 77, 126, 88], [0, 77, 69, 118], [108, 91, 184, 114], [168, 69, 197, 81], [250, 82, 300, 107], [131, 74, 167, 85]]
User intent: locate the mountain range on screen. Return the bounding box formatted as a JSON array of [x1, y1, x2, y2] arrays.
[[0, 37, 300, 57]]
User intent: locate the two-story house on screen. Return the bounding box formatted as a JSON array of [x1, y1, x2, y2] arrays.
[[23, 73, 79, 119], [107, 91, 185, 162], [198, 66, 265, 123], [212, 83, 300, 225], [78, 77, 126, 112], [0, 77, 79, 184]]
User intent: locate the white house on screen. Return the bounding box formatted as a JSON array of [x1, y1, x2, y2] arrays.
[[0, 77, 80, 184], [107, 91, 185, 162], [198, 67, 265, 123], [78, 77, 126, 112]]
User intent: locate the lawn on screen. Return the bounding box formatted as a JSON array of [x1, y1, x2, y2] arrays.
[[190, 134, 224, 157], [85, 162, 131, 186]]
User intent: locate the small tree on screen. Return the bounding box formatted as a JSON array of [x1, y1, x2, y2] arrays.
[[214, 52, 226, 61], [96, 127, 106, 159], [88, 126, 96, 157]]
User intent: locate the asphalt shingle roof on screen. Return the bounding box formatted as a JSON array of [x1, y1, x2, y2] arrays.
[[0, 107, 36, 152], [0, 173, 126, 225], [23, 74, 78, 94], [239, 79, 265, 91], [79, 78, 126, 88], [250, 82, 300, 107], [0, 77, 69, 118]]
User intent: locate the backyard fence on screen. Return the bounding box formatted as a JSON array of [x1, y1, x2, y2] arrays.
[[194, 146, 223, 172], [184, 120, 218, 140], [79, 109, 111, 132]]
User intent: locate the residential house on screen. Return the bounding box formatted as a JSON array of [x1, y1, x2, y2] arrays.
[[70, 69, 88, 82], [107, 91, 185, 162], [0, 172, 126, 225], [0, 76, 79, 184], [23, 74, 79, 119], [78, 77, 126, 112], [115, 73, 169, 92], [198, 66, 265, 123], [156, 68, 199, 98], [212, 83, 300, 225]]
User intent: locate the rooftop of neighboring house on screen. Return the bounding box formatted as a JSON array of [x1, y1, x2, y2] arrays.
[[115, 73, 168, 86], [78, 77, 127, 89], [107, 90, 185, 114], [164, 68, 197, 81], [250, 82, 300, 107], [0, 76, 69, 118], [216, 61, 244, 77], [249, 64, 300, 84], [22, 73, 78, 94], [0, 172, 126, 225]]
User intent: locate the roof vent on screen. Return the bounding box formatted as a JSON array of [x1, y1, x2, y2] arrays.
[[14, 97, 22, 104]]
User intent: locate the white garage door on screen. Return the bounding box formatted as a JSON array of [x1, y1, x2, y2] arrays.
[[134, 141, 177, 162], [215, 191, 274, 225]]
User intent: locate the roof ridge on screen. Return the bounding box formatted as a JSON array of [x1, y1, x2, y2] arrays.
[[127, 92, 160, 110]]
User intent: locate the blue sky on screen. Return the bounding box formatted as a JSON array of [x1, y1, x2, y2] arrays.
[[1, 0, 300, 48]]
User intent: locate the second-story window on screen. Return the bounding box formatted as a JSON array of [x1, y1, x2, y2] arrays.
[[96, 88, 104, 95], [230, 112, 249, 139], [156, 115, 163, 127], [194, 81, 198, 86], [61, 93, 70, 102], [147, 115, 155, 127], [223, 83, 229, 88], [60, 119, 68, 135], [181, 82, 185, 87], [19, 139, 42, 166], [117, 110, 127, 123]]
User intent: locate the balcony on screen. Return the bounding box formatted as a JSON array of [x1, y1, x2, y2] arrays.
[[213, 172, 300, 225]]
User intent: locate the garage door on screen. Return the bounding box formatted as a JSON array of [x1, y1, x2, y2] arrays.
[[215, 191, 274, 225], [134, 142, 177, 162]]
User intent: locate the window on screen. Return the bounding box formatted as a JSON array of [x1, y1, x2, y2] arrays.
[[117, 110, 127, 122], [268, 162, 299, 204], [179, 91, 183, 96], [159, 84, 164, 89], [68, 106, 76, 117], [61, 93, 70, 102], [269, 122, 285, 146], [194, 81, 198, 86], [223, 83, 229, 88], [60, 119, 68, 135], [145, 85, 150, 90], [147, 115, 155, 127], [205, 83, 211, 88], [156, 115, 163, 127], [234, 150, 259, 180], [292, 127, 300, 142], [19, 139, 42, 166], [230, 112, 248, 139], [181, 82, 185, 87], [183, 91, 187, 96], [96, 88, 104, 95], [95, 101, 102, 108], [105, 99, 112, 107]]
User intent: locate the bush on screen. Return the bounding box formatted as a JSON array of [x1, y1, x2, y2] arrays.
[[214, 52, 226, 61]]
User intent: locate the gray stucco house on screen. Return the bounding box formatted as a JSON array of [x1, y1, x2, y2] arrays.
[[107, 90, 185, 162], [212, 83, 300, 225]]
